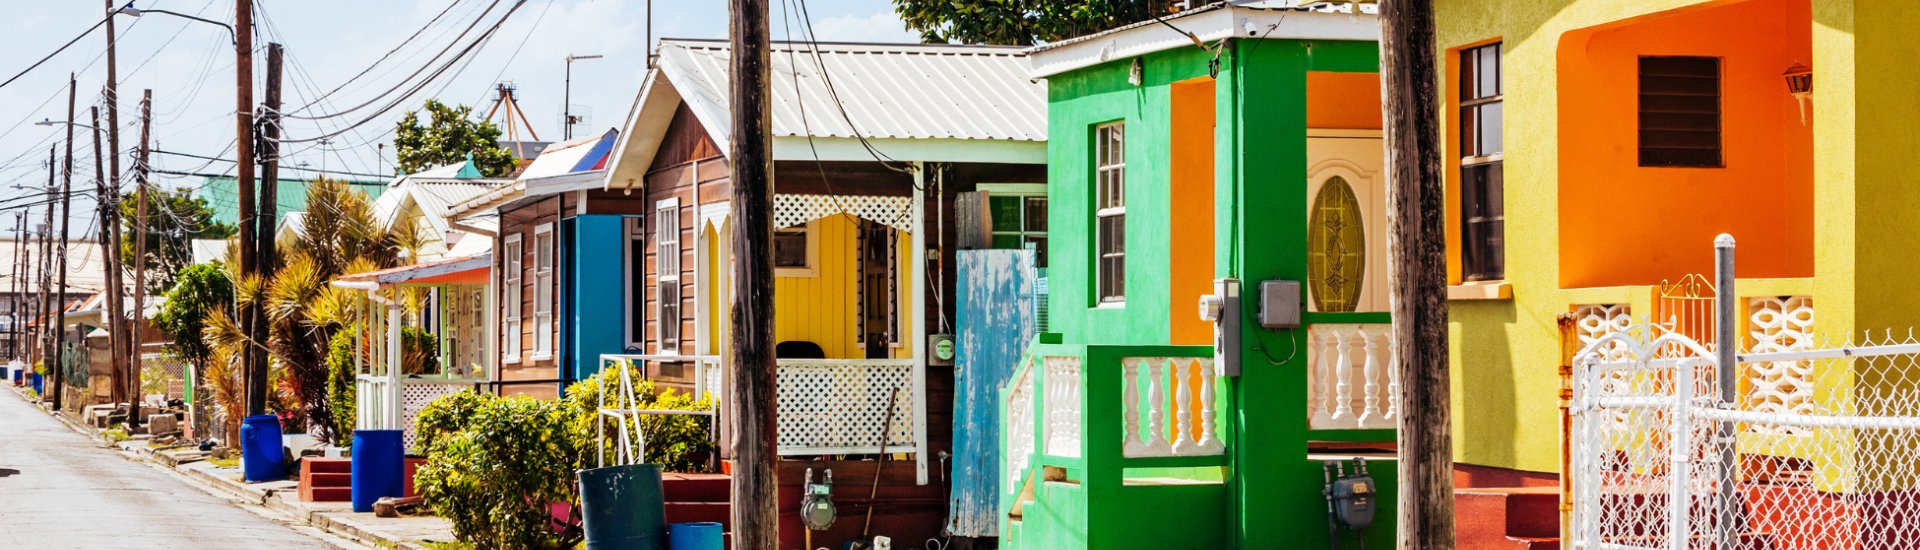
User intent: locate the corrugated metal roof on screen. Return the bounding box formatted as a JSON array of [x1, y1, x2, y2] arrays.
[[657, 39, 1046, 143]]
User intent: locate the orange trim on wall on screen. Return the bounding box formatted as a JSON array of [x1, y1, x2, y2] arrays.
[[1306, 72, 1385, 130], [1169, 77, 1216, 346], [1443, 37, 1499, 286]]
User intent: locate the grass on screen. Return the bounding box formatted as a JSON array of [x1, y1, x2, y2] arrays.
[[208, 455, 240, 469], [101, 425, 131, 444]]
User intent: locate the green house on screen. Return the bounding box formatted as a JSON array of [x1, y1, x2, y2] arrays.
[[1002, 3, 1401, 548]]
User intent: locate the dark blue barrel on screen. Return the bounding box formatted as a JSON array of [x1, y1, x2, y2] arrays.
[[350, 429, 404, 513], [578, 464, 667, 550], [240, 414, 286, 482], [669, 522, 724, 550], [29, 372, 41, 395]]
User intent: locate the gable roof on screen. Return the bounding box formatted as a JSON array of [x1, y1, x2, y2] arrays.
[[1026, 1, 1378, 78], [603, 39, 1048, 191]]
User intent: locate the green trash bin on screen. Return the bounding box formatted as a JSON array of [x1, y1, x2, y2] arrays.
[[577, 464, 667, 550]]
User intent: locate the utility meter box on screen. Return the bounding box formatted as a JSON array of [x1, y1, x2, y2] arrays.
[[1199, 278, 1241, 377], [1258, 280, 1302, 329]]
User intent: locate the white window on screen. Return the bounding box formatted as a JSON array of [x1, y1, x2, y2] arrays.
[[656, 199, 681, 352], [1095, 122, 1126, 303], [980, 183, 1048, 267], [773, 223, 818, 277], [501, 234, 522, 361], [533, 223, 555, 359]]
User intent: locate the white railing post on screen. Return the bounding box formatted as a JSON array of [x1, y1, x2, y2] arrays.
[[1043, 357, 1082, 458], [1359, 328, 1383, 428], [1310, 330, 1333, 427], [1385, 330, 1401, 425], [1171, 358, 1194, 454], [1669, 359, 1694, 549], [1145, 358, 1169, 455], [1330, 328, 1354, 425], [1197, 358, 1221, 453], [1121, 358, 1144, 456]]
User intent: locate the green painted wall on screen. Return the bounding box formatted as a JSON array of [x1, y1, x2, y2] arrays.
[[1035, 37, 1391, 549]]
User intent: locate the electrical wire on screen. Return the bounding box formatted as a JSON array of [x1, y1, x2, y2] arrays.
[[0, 12, 117, 90], [282, 0, 472, 115]]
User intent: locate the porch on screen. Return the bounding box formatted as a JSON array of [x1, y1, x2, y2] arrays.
[[332, 255, 492, 451]]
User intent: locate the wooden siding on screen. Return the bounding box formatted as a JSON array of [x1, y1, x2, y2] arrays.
[[772, 214, 861, 358], [496, 196, 560, 380]]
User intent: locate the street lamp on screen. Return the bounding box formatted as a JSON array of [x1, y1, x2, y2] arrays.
[[564, 54, 603, 140], [114, 2, 236, 44]]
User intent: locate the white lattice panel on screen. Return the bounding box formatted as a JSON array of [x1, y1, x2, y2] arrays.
[[773, 194, 914, 233], [1575, 304, 1633, 431], [1746, 296, 1815, 436], [1042, 356, 1082, 458], [774, 360, 916, 455], [401, 382, 469, 452]]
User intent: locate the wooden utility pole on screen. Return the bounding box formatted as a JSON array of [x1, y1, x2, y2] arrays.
[[1379, 1, 1455, 548], [36, 147, 53, 381], [132, 89, 152, 426], [233, 0, 265, 417], [727, 0, 777, 546], [104, 0, 132, 416], [258, 43, 282, 275], [52, 74, 76, 413], [93, 105, 131, 422], [8, 213, 19, 360]]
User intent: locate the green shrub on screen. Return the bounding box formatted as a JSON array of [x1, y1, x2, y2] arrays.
[[325, 331, 357, 443], [564, 368, 715, 473], [415, 394, 582, 549]]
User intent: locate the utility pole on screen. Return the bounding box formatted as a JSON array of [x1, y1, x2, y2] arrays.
[[52, 74, 75, 413], [727, 0, 777, 547], [36, 147, 53, 385], [258, 43, 282, 275], [9, 214, 21, 361], [104, 0, 132, 417], [94, 106, 131, 422], [132, 89, 152, 428], [233, 0, 265, 417], [1379, 1, 1455, 548], [563, 54, 602, 140]]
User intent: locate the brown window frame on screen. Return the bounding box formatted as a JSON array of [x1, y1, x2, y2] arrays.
[[1460, 42, 1505, 282]]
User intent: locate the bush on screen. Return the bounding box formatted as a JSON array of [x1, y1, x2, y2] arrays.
[[325, 331, 357, 443], [412, 366, 716, 548], [414, 393, 582, 549]]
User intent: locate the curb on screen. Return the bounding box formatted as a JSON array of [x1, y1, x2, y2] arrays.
[[7, 388, 435, 550]]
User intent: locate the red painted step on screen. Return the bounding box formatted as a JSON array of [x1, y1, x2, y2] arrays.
[[663, 473, 731, 502], [665, 501, 731, 524], [303, 457, 351, 474], [307, 472, 352, 488], [1456, 487, 1561, 550], [307, 487, 352, 502], [300, 458, 354, 502]]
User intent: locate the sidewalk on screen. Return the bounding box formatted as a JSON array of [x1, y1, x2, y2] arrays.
[[7, 385, 459, 550]]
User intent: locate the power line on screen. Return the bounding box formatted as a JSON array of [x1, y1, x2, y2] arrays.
[[0, 12, 115, 90]]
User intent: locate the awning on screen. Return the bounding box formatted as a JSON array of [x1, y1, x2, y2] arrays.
[[773, 193, 914, 233], [335, 255, 490, 287]]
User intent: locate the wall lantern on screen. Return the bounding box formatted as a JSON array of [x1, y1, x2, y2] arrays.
[[1784, 63, 1813, 124]]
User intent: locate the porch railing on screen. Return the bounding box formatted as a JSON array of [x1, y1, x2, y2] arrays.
[[1027, 344, 1225, 469], [1005, 351, 1037, 494], [1307, 321, 1399, 431], [774, 358, 920, 456], [1120, 356, 1223, 457]]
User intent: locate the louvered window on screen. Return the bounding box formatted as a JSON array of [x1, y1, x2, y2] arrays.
[[1639, 56, 1722, 168]]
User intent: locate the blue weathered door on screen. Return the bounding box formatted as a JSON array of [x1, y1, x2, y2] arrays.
[[948, 249, 1037, 537]]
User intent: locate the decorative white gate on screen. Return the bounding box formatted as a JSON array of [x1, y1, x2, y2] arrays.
[[1573, 325, 1920, 549]]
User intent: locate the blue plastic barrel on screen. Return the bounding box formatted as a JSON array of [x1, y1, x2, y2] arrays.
[[350, 429, 404, 513], [240, 414, 286, 482], [669, 522, 723, 550], [578, 464, 667, 550], [29, 372, 41, 394]]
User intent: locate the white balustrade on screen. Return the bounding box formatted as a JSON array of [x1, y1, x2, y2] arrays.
[[1121, 357, 1223, 457], [1308, 324, 1398, 430], [774, 358, 920, 456], [1042, 356, 1083, 458], [1005, 357, 1036, 493]]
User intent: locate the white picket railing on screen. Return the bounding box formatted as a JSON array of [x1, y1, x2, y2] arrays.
[[356, 375, 392, 430], [1042, 356, 1083, 458], [1307, 323, 1399, 430], [1121, 356, 1222, 457]]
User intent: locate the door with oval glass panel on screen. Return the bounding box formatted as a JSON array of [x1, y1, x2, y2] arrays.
[[1306, 131, 1387, 313]]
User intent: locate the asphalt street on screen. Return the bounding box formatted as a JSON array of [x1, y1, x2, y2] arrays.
[[0, 390, 357, 549]]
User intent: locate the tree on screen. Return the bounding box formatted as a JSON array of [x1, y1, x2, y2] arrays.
[[122, 189, 235, 293], [153, 262, 234, 370], [392, 99, 518, 177], [892, 0, 1182, 46]]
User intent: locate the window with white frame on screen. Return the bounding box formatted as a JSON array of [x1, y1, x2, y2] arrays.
[[1095, 122, 1126, 303], [533, 223, 555, 359], [656, 200, 681, 351], [501, 234, 522, 361], [773, 223, 816, 277], [982, 183, 1048, 267]]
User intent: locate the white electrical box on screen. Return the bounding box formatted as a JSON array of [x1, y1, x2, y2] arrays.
[[1199, 278, 1241, 377], [1258, 280, 1301, 329]]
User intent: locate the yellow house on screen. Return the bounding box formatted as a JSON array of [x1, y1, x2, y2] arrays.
[[1436, 0, 1920, 544]]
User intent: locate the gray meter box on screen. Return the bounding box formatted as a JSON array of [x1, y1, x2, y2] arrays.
[[1258, 280, 1301, 329]]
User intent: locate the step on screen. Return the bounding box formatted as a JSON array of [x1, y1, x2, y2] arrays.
[[665, 501, 731, 525], [304, 486, 351, 502], [306, 472, 351, 488], [1456, 486, 1560, 548], [664, 473, 731, 502], [302, 457, 352, 474]]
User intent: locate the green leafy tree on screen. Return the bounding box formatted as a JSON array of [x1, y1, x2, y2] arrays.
[[121, 189, 235, 292], [393, 99, 518, 177], [153, 263, 234, 368], [892, 0, 1183, 46]]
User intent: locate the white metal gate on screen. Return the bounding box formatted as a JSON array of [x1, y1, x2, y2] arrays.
[[1573, 326, 1920, 549]]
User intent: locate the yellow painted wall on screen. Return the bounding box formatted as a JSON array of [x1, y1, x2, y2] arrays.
[[1431, 0, 1901, 475], [770, 214, 915, 360]]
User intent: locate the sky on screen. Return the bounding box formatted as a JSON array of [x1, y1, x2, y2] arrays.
[[0, 0, 919, 238]]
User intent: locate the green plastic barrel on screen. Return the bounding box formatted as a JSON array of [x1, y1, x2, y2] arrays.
[[577, 464, 667, 550]]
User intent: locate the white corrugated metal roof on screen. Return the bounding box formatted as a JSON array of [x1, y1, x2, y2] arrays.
[[1026, 1, 1378, 78], [657, 39, 1047, 143]]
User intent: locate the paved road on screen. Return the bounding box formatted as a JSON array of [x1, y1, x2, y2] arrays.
[[0, 390, 357, 549]]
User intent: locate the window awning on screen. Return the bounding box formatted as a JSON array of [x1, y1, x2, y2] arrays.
[[774, 193, 914, 233]]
